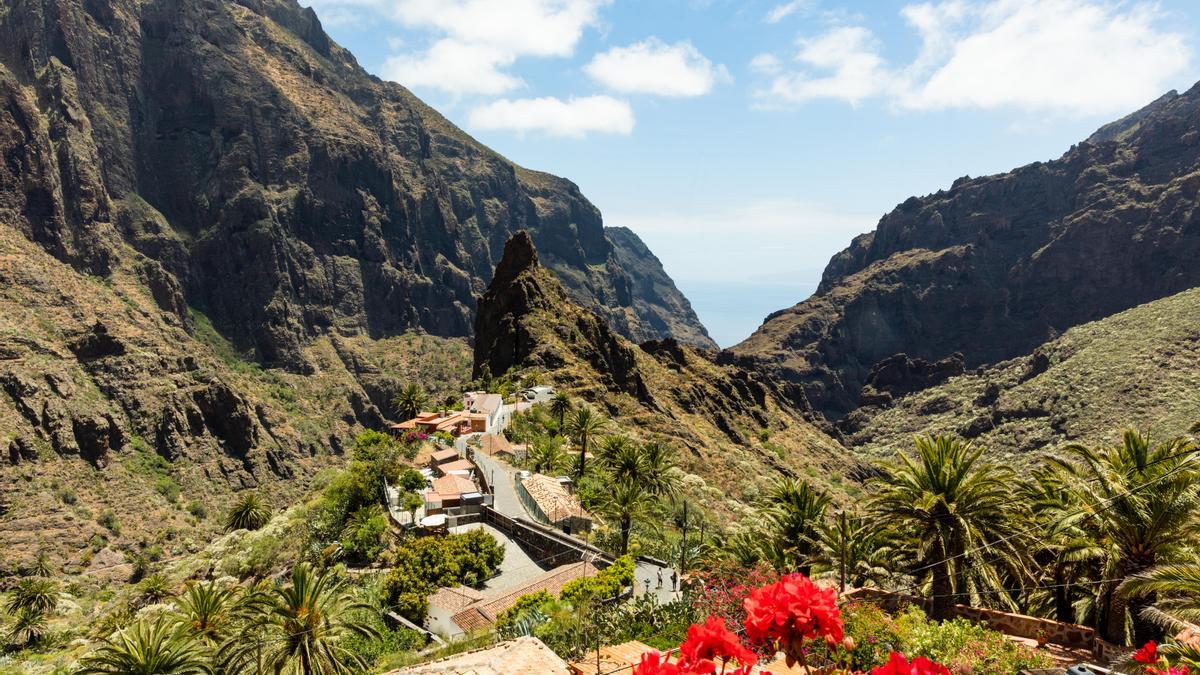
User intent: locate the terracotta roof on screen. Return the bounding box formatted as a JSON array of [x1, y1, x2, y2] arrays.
[[431, 474, 476, 496], [427, 586, 486, 613], [451, 562, 598, 633], [569, 640, 663, 675], [521, 474, 591, 523], [431, 448, 459, 462], [439, 459, 475, 474], [385, 636, 570, 674], [479, 433, 512, 456]]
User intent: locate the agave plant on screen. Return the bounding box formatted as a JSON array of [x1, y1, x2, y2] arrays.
[[224, 492, 271, 532], [6, 576, 60, 613], [218, 563, 380, 674], [6, 607, 48, 647], [75, 616, 212, 674]]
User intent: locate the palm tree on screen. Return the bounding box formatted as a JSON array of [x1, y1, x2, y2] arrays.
[[528, 435, 567, 475], [814, 514, 900, 590], [550, 392, 572, 430], [173, 581, 239, 644], [219, 563, 380, 674], [599, 436, 645, 481], [869, 434, 1029, 620], [566, 406, 607, 480], [28, 551, 53, 577], [6, 576, 60, 613], [6, 607, 48, 647], [1050, 430, 1200, 644], [76, 616, 212, 674], [137, 573, 173, 606], [763, 478, 830, 575], [393, 382, 428, 420], [638, 440, 681, 498], [1124, 564, 1200, 632], [224, 492, 271, 532], [1023, 466, 1105, 623], [599, 479, 654, 556]]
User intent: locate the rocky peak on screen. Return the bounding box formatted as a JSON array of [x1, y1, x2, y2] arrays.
[[732, 81, 1200, 419]]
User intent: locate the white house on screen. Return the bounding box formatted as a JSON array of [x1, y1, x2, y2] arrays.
[[462, 391, 504, 433]]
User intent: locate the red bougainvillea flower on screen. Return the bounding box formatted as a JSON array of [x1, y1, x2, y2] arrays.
[[743, 573, 844, 662], [632, 651, 681, 675], [1135, 641, 1160, 664], [1146, 668, 1190, 675], [679, 615, 758, 671], [870, 651, 952, 675]]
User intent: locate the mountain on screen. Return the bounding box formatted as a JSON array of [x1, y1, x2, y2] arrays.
[[473, 231, 856, 505], [0, 0, 708, 367], [730, 85, 1200, 419], [0, 0, 706, 570], [839, 286, 1200, 466]]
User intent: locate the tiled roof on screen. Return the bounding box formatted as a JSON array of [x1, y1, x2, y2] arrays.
[[431, 474, 476, 496], [451, 562, 598, 633], [465, 392, 503, 416], [479, 433, 512, 456], [569, 640, 663, 675], [438, 459, 475, 474], [431, 448, 459, 462], [427, 586, 486, 612], [385, 636, 570, 674], [521, 474, 591, 523]]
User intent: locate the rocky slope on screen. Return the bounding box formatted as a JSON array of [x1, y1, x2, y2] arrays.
[[0, 0, 706, 570], [474, 232, 858, 505], [731, 84, 1200, 419], [839, 286, 1200, 467], [0, 0, 707, 368]]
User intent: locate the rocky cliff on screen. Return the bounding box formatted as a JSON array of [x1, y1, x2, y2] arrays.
[[731, 84, 1200, 419], [0, 0, 708, 370], [474, 232, 857, 504], [0, 0, 705, 571], [839, 286, 1200, 466]]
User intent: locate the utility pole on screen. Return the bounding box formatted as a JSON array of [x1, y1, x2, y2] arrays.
[[839, 511, 848, 594], [679, 500, 689, 576]]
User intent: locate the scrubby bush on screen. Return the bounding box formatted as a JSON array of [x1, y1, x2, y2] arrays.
[[340, 507, 388, 564], [97, 509, 120, 534], [154, 476, 181, 503]]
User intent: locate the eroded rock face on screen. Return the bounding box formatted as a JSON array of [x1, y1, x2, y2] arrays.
[[732, 84, 1200, 419], [0, 0, 708, 371]]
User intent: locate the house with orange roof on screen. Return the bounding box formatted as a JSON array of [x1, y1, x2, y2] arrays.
[[518, 473, 593, 534], [425, 474, 480, 513], [447, 561, 599, 637]]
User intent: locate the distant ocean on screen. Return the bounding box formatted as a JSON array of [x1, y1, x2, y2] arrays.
[[679, 280, 814, 349]]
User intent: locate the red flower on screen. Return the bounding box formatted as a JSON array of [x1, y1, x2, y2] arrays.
[[632, 651, 681, 675], [743, 573, 844, 662], [679, 616, 758, 671], [1136, 641, 1159, 664], [870, 652, 951, 675]]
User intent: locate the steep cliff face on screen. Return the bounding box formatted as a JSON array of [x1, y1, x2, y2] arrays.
[[474, 232, 856, 503], [839, 286, 1200, 467], [732, 85, 1200, 419], [0, 0, 708, 373]]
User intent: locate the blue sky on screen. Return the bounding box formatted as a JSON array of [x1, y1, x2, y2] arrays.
[[302, 0, 1200, 347]]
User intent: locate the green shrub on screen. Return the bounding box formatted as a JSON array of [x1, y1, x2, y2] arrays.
[[57, 487, 78, 505], [341, 507, 388, 564], [496, 591, 553, 631], [561, 556, 635, 606], [154, 476, 181, 503], [396, 469, 426, 492], [892, 606, 1053, 673], [186, 500, 207, 519], [382, 530, 505, 622], [97, 509, 120, 534]]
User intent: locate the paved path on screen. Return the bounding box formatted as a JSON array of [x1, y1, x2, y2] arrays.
[[634, 559, 682, 605], [472, 449, 532, 520]]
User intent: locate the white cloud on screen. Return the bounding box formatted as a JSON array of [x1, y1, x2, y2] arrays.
[[307, 0, 609, 95], [759, 26, 894, 106], [466, 96, 635, 137], [753, 0, 1194, 115], [382, 40, 520, 95], [585, 39, 730, 97], [765, 1, 811, 24]]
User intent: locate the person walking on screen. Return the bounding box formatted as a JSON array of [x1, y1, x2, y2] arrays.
[[657, 568, 663, 589], [671, 570, 678, 591]]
